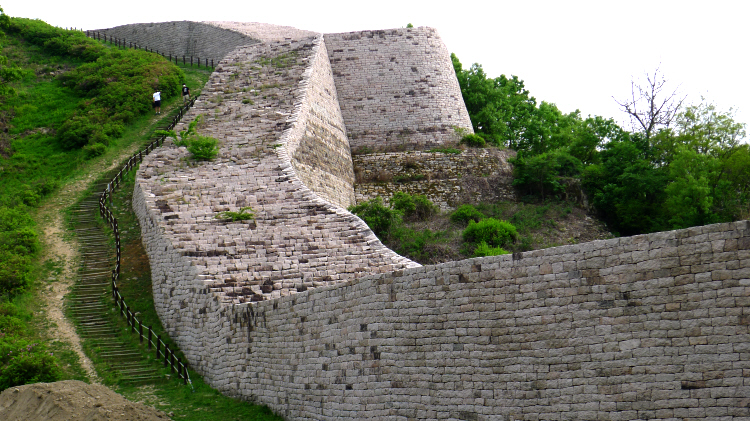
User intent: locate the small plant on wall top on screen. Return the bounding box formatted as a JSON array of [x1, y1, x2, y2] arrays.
[[156, 115, 219, 160], [215, 207, 255, 222]]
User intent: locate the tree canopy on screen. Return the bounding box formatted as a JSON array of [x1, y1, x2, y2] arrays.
[[452, 53, 749, 236]]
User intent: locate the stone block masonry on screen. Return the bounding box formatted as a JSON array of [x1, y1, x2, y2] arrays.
[[92, 21, 260, 64], [204, 21, 318, 43], [125, 19, 750, 420], [325, 28, 474, 152], [353, 148, 517, 209]]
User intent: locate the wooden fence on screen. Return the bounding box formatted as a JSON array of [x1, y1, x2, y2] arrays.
[[99, 97, 198, 389]]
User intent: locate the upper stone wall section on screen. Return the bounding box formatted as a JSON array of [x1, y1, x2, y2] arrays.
[[325, 27, 473, 152], [92, 21, 259, 63], [134, 36, 416, 308], [204, 21, 318, 43], [282, 37, 355, 208]]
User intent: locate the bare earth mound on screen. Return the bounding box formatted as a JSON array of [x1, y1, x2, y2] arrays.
[[0, 381, 170, 421]]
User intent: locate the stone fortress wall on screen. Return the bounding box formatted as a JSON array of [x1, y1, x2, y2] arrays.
[[353, 148, 517, 210], [325, 28, 473, 152], [282, 35, 356, 209], [93, 21, 261, 64], [114, 20, 750, 420]]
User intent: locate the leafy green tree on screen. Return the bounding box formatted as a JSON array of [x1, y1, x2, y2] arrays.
[[569, 116, 630, 165], [583, 139, 670, 235], [511, 148, 582, 200], [452, 53, 537, 147], [664, 148, 716, 228]]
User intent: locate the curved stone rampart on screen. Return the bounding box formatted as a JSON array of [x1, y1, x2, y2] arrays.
[[133, 35, 418, 379], [129, 20, 750, 420], [325, 27, 474, 152], [281, 36, 355, 209], [91, 21, 260, 63]]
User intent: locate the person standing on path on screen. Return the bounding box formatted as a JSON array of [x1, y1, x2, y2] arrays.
[[153, 91, 161, 114], [182, 84, 190, 104]]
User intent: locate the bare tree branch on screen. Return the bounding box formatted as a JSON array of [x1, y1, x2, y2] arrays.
[[613, 66, 686, 140]]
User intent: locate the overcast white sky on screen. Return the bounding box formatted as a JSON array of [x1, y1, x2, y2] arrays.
[[4, 0, 749, 130]]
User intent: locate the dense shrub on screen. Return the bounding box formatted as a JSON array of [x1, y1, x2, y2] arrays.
[[0, 303, 61, 390], [450, 204, 485, 225], [390, 192, 437, 221], [348, 197, 401, 239], [82, 142, 106, 159], [7, 18, 105, 62], [472, 241, 509, 257], [187, 135, 219, 160], [0, 339, 61, 390], [462, 217, 518, 248], [461, 133, 486, 148], [0, 207, 38, 296]]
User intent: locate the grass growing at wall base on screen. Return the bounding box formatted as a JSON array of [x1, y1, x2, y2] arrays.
[[96, 151, 284, 421]]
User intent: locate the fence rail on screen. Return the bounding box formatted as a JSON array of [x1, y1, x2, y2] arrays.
[[99, 97, 198, 389], [85, 30, 215, 69]]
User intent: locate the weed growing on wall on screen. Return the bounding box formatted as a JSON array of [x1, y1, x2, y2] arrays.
[[158, 115, 219, 160], [216, 207, 254, 222]]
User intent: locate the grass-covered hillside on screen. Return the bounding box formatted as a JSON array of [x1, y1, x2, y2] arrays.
[[0, 11, 283, 420], [0, 10, 185, 387]]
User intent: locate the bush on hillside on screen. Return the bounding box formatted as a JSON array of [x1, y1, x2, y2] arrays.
[[390, 192, 438, 221], [462, 217, 517, 248], [348, 197, 401, 239], [7, 18, 105, 62], [461, 133, 486, 148], [82, 142, 106, 159], [472, 241, 509, 257], [0, 335, 61, 391], [0, 207, 39, 296], [7, 18, 184, 151], [450, 204, 485, 225]]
